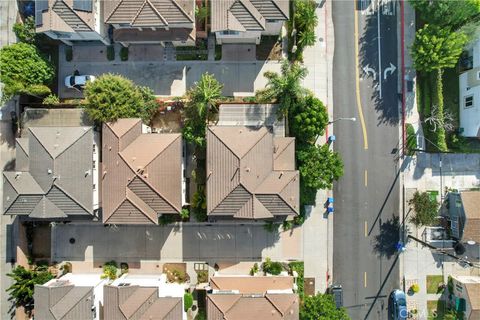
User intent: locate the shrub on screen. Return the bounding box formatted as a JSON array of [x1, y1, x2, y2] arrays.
[[13, 17, 36, 44], [61, 262, 72, 274], [197, 270, 208, 283], [159, 214, 176, 225], [289, 261, 304, 300], [101, 261, 118, 280], [107, 46, 115, 61], [184, 292, 193, 311], [409, 191, 439, 227], [263, 221, 279, 233], [65, 46, 73, 62], [250, 263, 259, 276], [282, 220, 294, 231], [410, 283, 420, 294], [262, 258, 283, 275], [192, 187, 207, 222], [120, 262, 129, 274], [120, 46, 129, 61], [167, 267, 187, 283], [180, 208, 190, 220], [42, 94, 60, 105]]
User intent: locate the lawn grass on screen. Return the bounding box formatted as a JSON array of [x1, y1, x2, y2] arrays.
[[426, 275, 444, 294]]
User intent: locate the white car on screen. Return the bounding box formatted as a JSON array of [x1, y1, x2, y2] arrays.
[[64, 75, 96, 89]]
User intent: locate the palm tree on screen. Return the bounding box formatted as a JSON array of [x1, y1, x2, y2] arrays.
[[187, 72, 223, 120], [6, 265, 53, 311], [256, 60, 308, 119], [297, 29, 317, 48], [295, 0, 318, 32]]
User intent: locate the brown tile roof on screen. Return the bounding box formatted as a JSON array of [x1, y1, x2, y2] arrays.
[[207, 126, 299, 219], [210, 276, 294, 293], [3, 126, 94, 219], [36, 0, 95, 34], [102, 119, 182, 224], [461, 191, 480, 243], [211, 0, 289, 33], [105, 0, 194, 26], [34, 283, 94, 320], [207, 294, 299, 320], [103, 285, 183, 320]]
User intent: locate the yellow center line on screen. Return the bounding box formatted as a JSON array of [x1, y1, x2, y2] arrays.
[[364, 169, 368, 186], [364, 221, 368, 237], [354, 5, 369, 150], [364, 272, 367, 287]]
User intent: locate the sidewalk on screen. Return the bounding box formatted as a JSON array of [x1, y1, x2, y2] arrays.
[[302, 0, 335, 294]]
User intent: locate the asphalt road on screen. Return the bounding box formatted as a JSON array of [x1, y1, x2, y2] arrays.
[[332, 1, 401, 319]]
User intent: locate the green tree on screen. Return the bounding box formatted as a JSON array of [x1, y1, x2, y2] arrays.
[[409, 0, 480, 30], [0, 43, 54, 101], [290, 94, 329, 143], [411, 24, 467, 72], [184, 292, 194, 311], [84, 74, 158, 123], [256, 60, 308, 118], [6, 266, 53, 310], [182, 73, 223, 148], [300, 293, 350, 320], [297, 144, 344, 190], [409, 191, 439, 226], [13, 16, 36, 44]]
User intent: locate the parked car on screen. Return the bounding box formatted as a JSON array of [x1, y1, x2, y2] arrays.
[[64, 74, 96, 89], [390, 289, 407, 320], [329, 285, 343, 308]]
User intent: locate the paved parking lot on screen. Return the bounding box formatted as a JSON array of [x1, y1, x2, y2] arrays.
[[52, 223, 302, 267]]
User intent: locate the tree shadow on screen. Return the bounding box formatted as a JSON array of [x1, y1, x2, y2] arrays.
[[373, 215, 400, 259]]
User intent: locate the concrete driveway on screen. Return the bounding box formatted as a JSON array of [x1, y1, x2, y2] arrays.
[[51, 223, 302, 268], [58, 45, 281, 99]]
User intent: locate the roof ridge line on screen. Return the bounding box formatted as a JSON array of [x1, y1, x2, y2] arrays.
[[208, 127, 241, 162], [52, 286, 90, 319], [53, 0, 93, 31], [54, 127, 91, 159], [107, 119, 142, 139], [126, 188, 158, 224], [132, 0, 168, 26], [209, 183, 252, 215], [119, 153, 180, 213], [141, 134, 180, 169], [264, 294, 285, 316], [256, 172, 299, 214], [267, 0, 288, 19], [105, 0, 126, 23], [121, 286, 158, 318], [169, 0, 194, 23], [274, 137, 294, 160], [50, 183, 92, 214], [28, 128, 55, 161], [237, 0, 265, 29]]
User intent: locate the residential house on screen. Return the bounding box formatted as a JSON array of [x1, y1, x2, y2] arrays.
[[211, 0, 289, 44], [451, 276, 480, 320], [34, 273, 107, 320], [35, 0, 109, 45], [103, 274, 186, 320], [206, 125, 299, 219], [448, 191, 480, 245], [459, 38, 480, 138], [207, 276, 299, 319], [104, 0, 196, 46], [3, 126, 99, 220], [102, 119, 183, 224]]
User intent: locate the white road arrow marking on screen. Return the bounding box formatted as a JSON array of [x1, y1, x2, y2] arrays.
[[383, 62, 397, 80], [363, 65, 377, 81]]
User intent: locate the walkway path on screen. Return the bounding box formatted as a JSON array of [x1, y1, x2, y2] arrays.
[[302, 0, 335, 294]]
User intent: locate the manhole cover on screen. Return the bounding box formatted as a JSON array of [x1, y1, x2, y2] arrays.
[[69, 238, 76, 244]]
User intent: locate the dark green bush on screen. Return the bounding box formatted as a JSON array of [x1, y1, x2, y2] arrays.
[[262, 258, 283, 275], [184, 292, 193, 311], [120, 46, 129, 61], [107, 46, 115, 61]]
